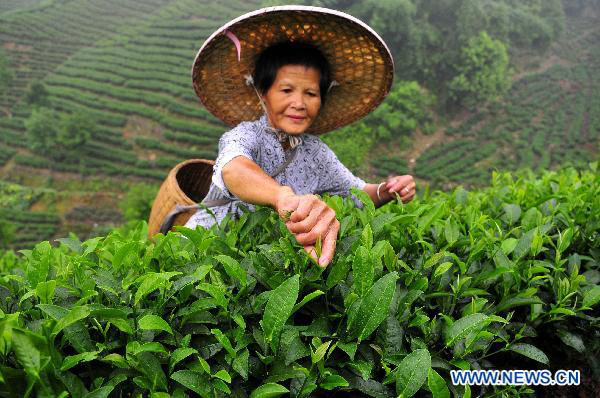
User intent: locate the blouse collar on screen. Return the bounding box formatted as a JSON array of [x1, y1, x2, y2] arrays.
[[258, 115, 303, 150]]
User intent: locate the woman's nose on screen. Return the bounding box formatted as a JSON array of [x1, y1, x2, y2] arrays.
[[290, 93, 306, 109]]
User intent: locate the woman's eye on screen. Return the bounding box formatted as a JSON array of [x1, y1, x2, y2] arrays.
[[307, 92, 317, 97], [282, 88, 292, 93]]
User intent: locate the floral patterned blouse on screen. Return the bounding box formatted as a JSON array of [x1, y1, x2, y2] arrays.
[[184, 115, 367, 230]]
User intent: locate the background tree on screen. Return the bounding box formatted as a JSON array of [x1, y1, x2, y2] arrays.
[[0, 50, 14, 112], [119, 183, 159, 223], [448, 31, 511, 107], [57, 111, 93, 161], [25, 107, 60, 156], [0, 218, 15, 249], [25, 82, 51, 107], [25, 109, 93, 161]]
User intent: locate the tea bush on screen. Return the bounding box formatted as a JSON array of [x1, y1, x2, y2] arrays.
[[0, 165, 598, 397]]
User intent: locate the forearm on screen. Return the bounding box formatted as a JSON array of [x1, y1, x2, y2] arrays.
[[222, 156, 294, 209], [363, 182, 395, 208]]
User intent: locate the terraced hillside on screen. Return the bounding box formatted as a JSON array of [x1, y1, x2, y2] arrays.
[[0, 0, 260, 247], [383, 14, 600, 190], [0, 0, 259, 182], [0, 1, 598, 249]]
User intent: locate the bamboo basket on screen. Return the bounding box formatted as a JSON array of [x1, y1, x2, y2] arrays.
[[148, 159, 214, 238]]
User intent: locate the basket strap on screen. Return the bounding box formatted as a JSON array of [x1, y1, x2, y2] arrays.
[[271, 146, 298, 178]]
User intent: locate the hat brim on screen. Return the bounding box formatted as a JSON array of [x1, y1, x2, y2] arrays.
[[192, 5, 394, 135]]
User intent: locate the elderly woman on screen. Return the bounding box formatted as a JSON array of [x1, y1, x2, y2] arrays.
[[185, 6, 416, 267]]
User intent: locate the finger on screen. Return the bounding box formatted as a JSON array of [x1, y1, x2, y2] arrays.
[[290, 195, 318, 223], [277, 195, 300, 218], [294, 208, 335, 245], [288, 201, 328, 236], [387, 175, 411, 192], [403, 190, 416, 203], [385, 177, 397, 189], [399, 182, 416, 198], [318, 219, 340, 268]]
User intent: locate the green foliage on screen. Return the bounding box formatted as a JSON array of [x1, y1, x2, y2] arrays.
[[25, 107, 61, 156], [119, 183, 160, 223], [277, 0, 566, 105], [0, 166, 598, 397], [25, 107, 95, 161], [368, 81, 435, 140], [57, 110, 94, 156], [0, 218, 15, 248], [323, 81, 433, 174], [24, 82, 51, 107], [449, 32, 512, 106], [0, 49, 13, 99]]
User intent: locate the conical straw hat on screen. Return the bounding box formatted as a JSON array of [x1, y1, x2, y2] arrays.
[[192, 5, 394, 135]]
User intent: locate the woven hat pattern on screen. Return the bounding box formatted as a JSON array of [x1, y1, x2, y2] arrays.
[[192, 6, 394, 135]]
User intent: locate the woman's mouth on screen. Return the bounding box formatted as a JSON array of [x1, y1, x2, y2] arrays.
[[287, 115, 306, 122]]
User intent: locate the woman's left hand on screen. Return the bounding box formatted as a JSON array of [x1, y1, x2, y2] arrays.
[[382, 175, 416, 204]]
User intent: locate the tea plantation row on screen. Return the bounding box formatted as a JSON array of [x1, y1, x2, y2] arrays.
[[0, 165, 598, 397]]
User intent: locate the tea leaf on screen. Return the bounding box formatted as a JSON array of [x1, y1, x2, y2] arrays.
[[508, 343, 549, 365], [211, 329, 236, 358], [361, 224, 373, 250], [424, 251, 446, 269], [83, 375, 127, 398], [444, 217, 459, 246], [320, 374, 349, 390], [557, 330, 585, 353], [326, 258, 351, 290], [61, 351, 99, 372], [501, 238, 518, 255], [53, 306, 91, 337], [262, 274, 299, 349], [171, 370, 211, 397], [138, 314, 173, 335], [433, 262, 453, 279], [12, 329, 40, 377], [502, 204, 521, 225], [101, 353, 129, 369], [311, 340, 332, 364], [250, 383, 289, 398], [233, 348, 249, 380], [197, 283, 229, 309], [445, 313, 489, 347], [214, 369, 231, 383], [169, 348, 198, 374], [213, 378, 231, 394], [291, 290, 324, 315], [215, 254, 247, 287], [353, 272, 399, 341], [418, 203, 444, 232], [557, 228, 573, 253], [428, 368, 450, 398], [395, 349, 431, 398], [353, 246, 374, 297], [56, 237, 82, 255], [495, 297, 542, 313], [337, 341, 358, 361], [134, 272, 181, 305], [582, 285, 600, 309]]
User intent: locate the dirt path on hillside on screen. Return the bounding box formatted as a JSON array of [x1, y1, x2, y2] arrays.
[[404, 128, 446, 170]]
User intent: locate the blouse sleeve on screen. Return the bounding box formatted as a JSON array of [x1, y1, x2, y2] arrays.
[[315, 140, 367, 209], [212, 124, 258, 199]]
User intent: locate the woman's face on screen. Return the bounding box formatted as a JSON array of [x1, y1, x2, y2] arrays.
[[262, 65, 321, 135]]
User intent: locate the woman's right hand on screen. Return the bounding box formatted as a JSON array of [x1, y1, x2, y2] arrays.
[[275, 188, 340, 268]]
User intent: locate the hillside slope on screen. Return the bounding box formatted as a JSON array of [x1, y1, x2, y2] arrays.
[[0, 1, 598, 249]]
